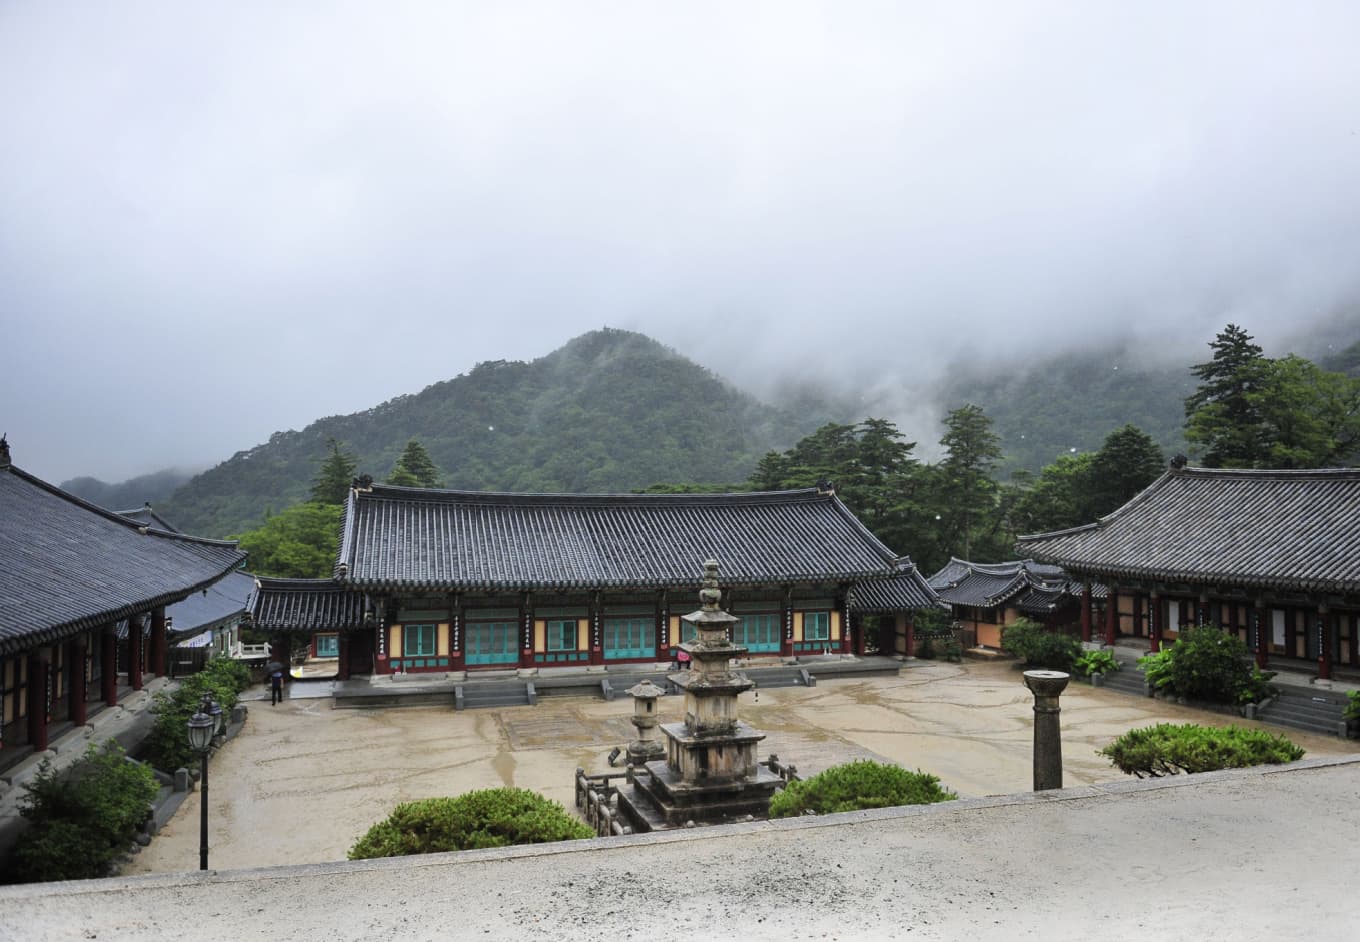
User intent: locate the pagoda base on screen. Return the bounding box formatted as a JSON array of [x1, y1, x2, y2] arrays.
[[618, 759, 784, 829]]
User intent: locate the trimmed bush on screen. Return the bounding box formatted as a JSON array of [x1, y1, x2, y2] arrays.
[[6, 742, 159, 883], [1073, 649, 1121, 677], [143, 655, 251, 773], [768, 760, 956, 818], [1099, 723, 1305, 778], [1000, 618, 1082, 671], [1138, 626, 1276, 706], [348, 788, 592, 860]]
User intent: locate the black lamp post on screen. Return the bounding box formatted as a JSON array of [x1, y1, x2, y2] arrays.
[[186, 695, 220, 871]]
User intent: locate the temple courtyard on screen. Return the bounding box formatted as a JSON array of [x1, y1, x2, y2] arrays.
[[125, 659, 1356, 874]]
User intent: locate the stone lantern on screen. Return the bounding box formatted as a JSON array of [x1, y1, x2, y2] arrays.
[[625, 679, 667, 766]]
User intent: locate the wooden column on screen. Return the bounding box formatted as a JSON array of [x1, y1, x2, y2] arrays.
[[101, 625, 118, 706], [1317, 605, 1332, 681], [589, 592, 604, 667], [780, 587, 794, 658], [127, 616, 144, 691], [1104, 585, 1117, 647], [1149, 590, 1162, 653], [337, 633, 352, 681], [840, 596, 852, 655], [520, 592, 535, 670], [150, 605, 168, 677], [1197, 594, 1209, 627], [1254, 599, 1269, 669], [27, 653, 50, 752], [1132, 594, 1144, 639], [448, 594, 464, 673], [903, 611, 915, 659], [67, 637, 88, 727], [1079, 584, 1093, 643]]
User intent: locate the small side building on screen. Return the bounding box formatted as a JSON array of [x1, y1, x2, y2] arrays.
[[926, 558, 1101, 649]]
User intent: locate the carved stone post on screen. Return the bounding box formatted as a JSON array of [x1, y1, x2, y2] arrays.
[[1023, 670, 1069, 792]]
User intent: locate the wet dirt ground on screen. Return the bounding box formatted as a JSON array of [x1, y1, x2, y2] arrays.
[[125, 659, 1357, 875]]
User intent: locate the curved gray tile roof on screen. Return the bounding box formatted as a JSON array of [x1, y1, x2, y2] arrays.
[[251, 578, 368, 632], [337, 485, 902, 591], [0, 465, 247, 655], [1017, 467, 1360, 595], [927, 557, 1098, 610], [847, 560, 946, 612]]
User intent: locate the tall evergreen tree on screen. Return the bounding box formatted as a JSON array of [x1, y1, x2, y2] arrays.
[[1086, 423, 1165, 514], [1184, 324, 1269, 467], [387, 439, 443, 488], [934, 404, 1003, 560], [1253, 355, 1360, 468], [310, 438, 358, 505]]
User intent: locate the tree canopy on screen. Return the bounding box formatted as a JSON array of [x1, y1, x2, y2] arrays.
[[230, 502, 342, 579], [387, 438, 443, 488], [310, 438, 357, 505]]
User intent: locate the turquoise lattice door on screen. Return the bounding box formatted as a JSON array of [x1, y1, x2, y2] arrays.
[[603, 618, 655, 660], [735, 614, 780, 653], [465, 622, 518, 665]]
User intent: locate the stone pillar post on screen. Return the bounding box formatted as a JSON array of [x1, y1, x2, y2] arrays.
[[1103, 585, 1118, 647], [102, 624, 118, 706], [1079, 584, 1092, 643], [1149, 591, 1162, 653], [1023, 670, 1069, 792], [27, 654, 50, 752], [151, 605, 168, 677], [625, 679, 666, 766], [68, 637, 88, 727], [127, 615, 144, 691], [1254, 599, 1269, 669], [1317, 605, 1332, 681]]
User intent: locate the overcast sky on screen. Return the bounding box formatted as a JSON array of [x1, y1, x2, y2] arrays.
[[3, 1, 1359, 483]]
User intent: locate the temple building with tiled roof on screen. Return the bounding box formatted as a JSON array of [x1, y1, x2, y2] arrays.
[[254, 480, 942, 677], [926, 558, 1104, 648], [0, 438, 246, 767], [1017, 464, 1360, 677]]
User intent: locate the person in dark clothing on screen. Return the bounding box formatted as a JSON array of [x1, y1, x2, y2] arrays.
[[267, 660, 285, 705]]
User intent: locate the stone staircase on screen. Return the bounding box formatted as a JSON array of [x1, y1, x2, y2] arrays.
[[455, 682, 534, 711], [1256, 686, 1348, 738], [1096, 663, 1149, 698]]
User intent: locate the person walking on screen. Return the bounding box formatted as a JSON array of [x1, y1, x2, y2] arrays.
[[267, 660, 285, 705]]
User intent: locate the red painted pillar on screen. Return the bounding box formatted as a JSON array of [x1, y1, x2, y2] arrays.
[[1079, 584, 1093, 643], [520, 596, 535, 669], [151, 606, 168, 677], [903, 612, 915, 659], [27, 654, 50, 752], [1149, 592, 1162, 653], [781, 594, 794, 658], [1317, 606, 1332, 681], [841, 605, 853, 655], [68, 638, 88, 727], [589, 594, 604, 667], [1254, 601, 1269, 669], [128, 616, 144, 691], [1104, 586, 1117, 647], [337, 634, 352, 681], [102, 625, 118, 706]]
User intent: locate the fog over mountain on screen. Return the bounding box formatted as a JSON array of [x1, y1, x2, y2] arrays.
[[3, 2, 1359, 483]]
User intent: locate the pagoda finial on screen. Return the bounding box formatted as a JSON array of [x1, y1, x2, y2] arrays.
[[0, 434, 9, 469], [700, 559, 722, 612]]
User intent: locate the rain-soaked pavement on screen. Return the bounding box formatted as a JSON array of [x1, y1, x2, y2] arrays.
[[124, 659, 1357, 875]]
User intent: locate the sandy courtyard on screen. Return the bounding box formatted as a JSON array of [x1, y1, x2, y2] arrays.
[[126, 659, 1357, 875]]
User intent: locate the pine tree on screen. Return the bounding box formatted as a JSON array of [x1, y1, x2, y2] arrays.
[[387, 439, 443, 488], [934, 404, 1003, 560], [1184, 324, 1269, 468], [310, 438, 358, 505], [1086, 424, 1164, 514]]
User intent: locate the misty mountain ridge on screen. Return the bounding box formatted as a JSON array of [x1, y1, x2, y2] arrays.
[[157, 329, 833, 537], [80, 320, 1360, 538], [60, 468, 198, 513]]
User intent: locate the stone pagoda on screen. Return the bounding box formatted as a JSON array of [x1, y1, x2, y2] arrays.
[[619, 559, 783, 828]]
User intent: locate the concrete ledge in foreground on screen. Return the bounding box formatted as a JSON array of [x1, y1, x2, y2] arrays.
[[2, 755, 1358, 942]]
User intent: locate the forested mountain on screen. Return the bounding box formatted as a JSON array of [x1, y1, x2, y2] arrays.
[[941, 345, 1193, 475], [60, 468, 196, 513], [159, 329, 822, 537]]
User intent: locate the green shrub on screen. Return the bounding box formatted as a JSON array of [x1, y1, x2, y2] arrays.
[[1343, 691, 1360, 722], [768, 760, 956, 818], [1099, 723, 1304, 778], [1000, 618, 1082, 671], [143, 656, 251, 773], [1137, 626, 1276, 706], [1073, 649, 1121, 677], [7, 742, 159, 882], [348, 788, 592, 860]]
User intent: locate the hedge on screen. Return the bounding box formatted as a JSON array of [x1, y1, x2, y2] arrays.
[[1099, 723, 1305, 778], [768, 760, 956, 818]]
